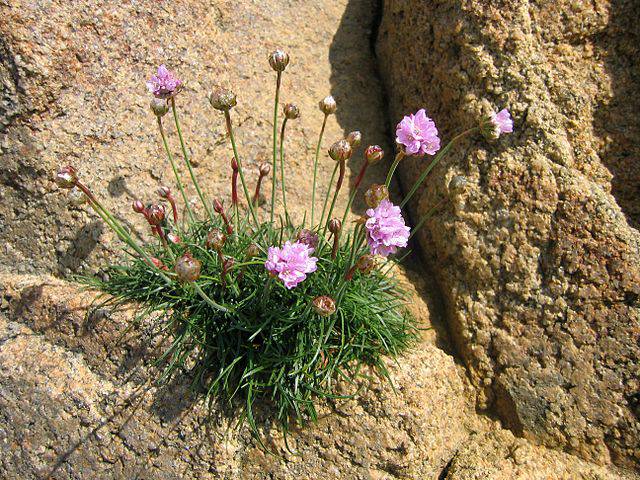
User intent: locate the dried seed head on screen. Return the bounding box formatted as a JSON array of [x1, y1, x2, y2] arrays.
[[68, 186, 88, 207], [346, 131, 362, 148], [356, 254, 376, 274], [268, 49, 290, 72], [283, 103, 300, 120], [328, 218, 342, 234], [318, 95, 337, 115], [245, 243, 260, 258], [208, 88, 237, 111], [364, 145, 384, 165], [364, 184, 389, 208], [213, 198, 224, 214], [259, 162, 271, 177], [55, 166, 78, 189], [157, 186, 172, 199], [328, 139, 352, 162], [132, 200, 146, 213], [312, 296, 336, 317], [150, 98, 169, 117], [146, 204, 166, 225], [296, 229, 319, 250], [206, 228, 226, 251], [174, 253, 201, 282]]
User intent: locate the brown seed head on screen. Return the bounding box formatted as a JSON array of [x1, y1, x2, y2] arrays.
[[318, 95, 337, 115], [283, 103, 300, 120], [268, 49, 290, 72], [364, 184, 389, 208], [208, 88, 237, 111], [328, 139, 352, 162], [55, 166, 78, 189], [206, 228, 226, 251], [174, 253, 201, 283], [146, 204, 166, 225], [346, 131, 362, 148], [150, 98, 169, 117], [328, 218, 342, 234], [259, 162, 271, 177], [356, 254, 376, 274], [312, 296, 337, 317]]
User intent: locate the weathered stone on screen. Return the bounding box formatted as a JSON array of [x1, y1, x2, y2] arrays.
[[377, 0, 640, 467]]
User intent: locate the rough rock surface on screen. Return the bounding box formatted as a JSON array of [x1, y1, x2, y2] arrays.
[[4, 274, 635, 479], [377, 0, 640, 468]]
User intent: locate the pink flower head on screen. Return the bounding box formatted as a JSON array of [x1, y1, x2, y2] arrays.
[[146, 64, 182, 99], [395, 109, 440, 156], [365, 199, 410, 257], [265, 241, 318, 289], [490, 108, 513, 136]]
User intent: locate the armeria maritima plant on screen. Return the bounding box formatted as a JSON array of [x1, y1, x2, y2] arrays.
[[55, 52, 512, 442]]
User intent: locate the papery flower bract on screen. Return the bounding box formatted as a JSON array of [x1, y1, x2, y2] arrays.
[[365, 199, 410, 257], [490, 108, 513, 136], [146, 65, 182, 99], [265, 241, 318, 289], [395, 109, 440, 156]]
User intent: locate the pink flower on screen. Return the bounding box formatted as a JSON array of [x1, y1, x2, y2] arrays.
[[365, 199, 410, 257], [146, 65, 182, 99], [265, 241, 318, 289], [490, 108, 513, 136], [395, 109, 440, 156]]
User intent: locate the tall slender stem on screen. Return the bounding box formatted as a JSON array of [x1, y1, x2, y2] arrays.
[[170, 98, 213, 220], [311, 114, 328, 226], [279, 117, 289, 222], [400, 127, 477, 209], [157, 118, 195, 223], [341, 160, 369, 227], [409, 198, 444, 240], [224, 110, 261, 232], [319, 162, 339, 230], [385, 150, 405, 188], [270, 72, 282, 224], [193, 282, 231, 313], [322, 160, 345, 238]]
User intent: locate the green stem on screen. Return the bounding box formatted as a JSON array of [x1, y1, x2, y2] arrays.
[[319, 162, 339, 230], [193, 282, 231, 313], [400, 127, 477, 209], [270, 72, 282, 224], [224, 110, 261, 233], [311, 114, 328, 226], [279, 117, 289, 222], [408, 198, 444, 240], [170, 98, 213, 220], [157, 118, 195, 223], [385, 150, 405, 188]]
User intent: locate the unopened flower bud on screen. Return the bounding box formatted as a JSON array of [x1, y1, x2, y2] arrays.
[[328, 139, 352, 162], [296, 229, 319, 250], [312, 296, 336, 317], [258, 163, 271, 177], [245, 243, 260, 258], [319, 95, 337, 115], [283, 103, 300, 120], [206, 228, 226, 251], [150, 98, 169, 117], [346, 131, 362, 148], [230, 157, 238, 171], [213, 198, 224, 214], [364, 184, 389, 208], [208, 88, 237, 111], [268, 49, 290, 72], [364, 145, 384, 165], [132, 200, 146, 213], [151, 257, 168, 270], [157, 186, 172, 198], [68, 186, 88, 207], [356, 254, 376, 274], [328, 218, 342, 234], [147, 204, 166, 225], [55, 166, 78, 189], [480, 121, 501, 141], [167, 233, 181, 244], [174, 253, 201, 282]]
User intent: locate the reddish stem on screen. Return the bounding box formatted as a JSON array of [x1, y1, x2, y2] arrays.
[[253, 173, 266, 206], [353, 161, 369, 192], [331, 231, 340, 259], [168, 196, 178, 224], [231, 168, 238, 206]]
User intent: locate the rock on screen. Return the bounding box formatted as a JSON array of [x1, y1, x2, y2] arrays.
[[377, 0, 640, 468]]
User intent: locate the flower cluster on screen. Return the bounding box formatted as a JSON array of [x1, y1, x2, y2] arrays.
[[54, 50, 512, 439]]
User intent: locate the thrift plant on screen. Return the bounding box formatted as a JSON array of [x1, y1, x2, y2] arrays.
[[54, 50, 513, 441]]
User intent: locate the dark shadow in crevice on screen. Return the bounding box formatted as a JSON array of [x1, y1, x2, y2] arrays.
[[592, 0, 640, 229], [328, 0, 454, 354]]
